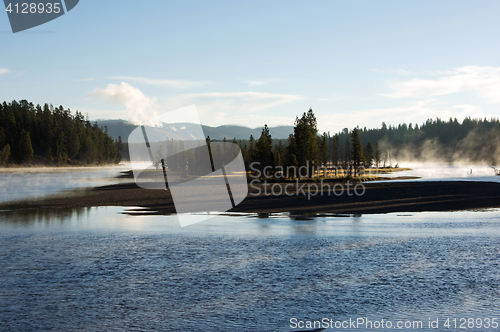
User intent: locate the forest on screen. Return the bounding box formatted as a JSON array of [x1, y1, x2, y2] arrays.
[[236, 109, 500, 177], [123, 108, 500, 177], [4, 98, 499, 170], [0, 100, 122, 166]]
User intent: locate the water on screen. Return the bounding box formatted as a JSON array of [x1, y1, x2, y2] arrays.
[[1, 208, 500, 331], [1, 164, 500, 331], [0, 165, 128, 205]]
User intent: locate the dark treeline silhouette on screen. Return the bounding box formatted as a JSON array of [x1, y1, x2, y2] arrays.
[[236, 111, 500, 178], [369, 117, 500, 165], [238, 109, 370, 178], [0, 100, 122, 166], [113, 107, 500, 175]]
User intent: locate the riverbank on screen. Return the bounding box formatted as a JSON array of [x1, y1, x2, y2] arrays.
[[0, 164, 126, 172], [0, 162, 124, 170], [13, 180, 500, 215]]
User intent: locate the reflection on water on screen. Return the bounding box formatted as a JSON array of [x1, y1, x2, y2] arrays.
[[1, 209, 500, 331], [3, 207, 500, 237]]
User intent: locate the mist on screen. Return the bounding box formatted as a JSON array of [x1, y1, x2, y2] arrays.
[[355, 118, 500, 167]]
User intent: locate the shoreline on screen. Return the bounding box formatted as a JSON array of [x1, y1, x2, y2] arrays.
[[0, 164, 125, 171], [10, 179, 500, 216]]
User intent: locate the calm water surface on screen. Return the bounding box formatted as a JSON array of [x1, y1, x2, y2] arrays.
[[1, 208, 500, 331]]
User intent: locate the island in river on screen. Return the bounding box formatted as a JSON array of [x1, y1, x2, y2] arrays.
[[10, 167, 500, 216]]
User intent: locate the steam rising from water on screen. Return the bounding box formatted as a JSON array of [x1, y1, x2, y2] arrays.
[[381, 162, 500, 183], [0, 166, 128, 205], [379, 126, 500, 166]]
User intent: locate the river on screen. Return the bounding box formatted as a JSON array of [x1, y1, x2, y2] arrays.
[[0, 164, 499, 331]]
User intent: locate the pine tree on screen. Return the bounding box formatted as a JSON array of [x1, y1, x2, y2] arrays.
[[331, 134, 339, 176], [18, 130, 34, 163], [365, 142, 373, 168], [66, 124, 80, 159], [286, 134, 298, 173], [255, 124, 273, 175], [319, 133, 328, 166], [0, 128, 5, 148], [287, 153, 298, 171], [343, 139, 350, 174], [275, 150, 282, 170], [350, 128, 364, 176], [241, 144, 249, 168], [0, 144, 10, 165], [294, 108, 318, 177], [248, 135, 256, 164]]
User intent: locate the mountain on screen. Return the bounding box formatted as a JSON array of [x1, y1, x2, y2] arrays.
[[96, 119, 294, 142]]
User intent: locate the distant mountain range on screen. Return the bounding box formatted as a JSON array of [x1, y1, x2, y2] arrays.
[[96, 119, 294, 142]]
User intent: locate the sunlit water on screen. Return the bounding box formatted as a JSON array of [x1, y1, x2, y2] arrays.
[[2, 208, 500, 331], [1, 164, 500, 331]]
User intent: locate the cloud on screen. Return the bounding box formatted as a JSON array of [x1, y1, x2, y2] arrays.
[[89, 82, 303, 128], [89, 82, 159, 124], [110, 76, 208, 89], [382, 66, 500, 103], [0, 68, 10, 75], [243, 79, 281, 86]]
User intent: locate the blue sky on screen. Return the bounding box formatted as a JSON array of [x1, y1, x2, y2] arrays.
[[2, 0, 500, 133]]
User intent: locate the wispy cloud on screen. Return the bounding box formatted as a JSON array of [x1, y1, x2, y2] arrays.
[[243, 79, 282, 86], [89, 82, 159, 124], [165, 91, 303, 127], [89, 82, 304, 128], [110, 76, 208, 89], [167, 91, 303, 114], [0, 68, 10, 75], [382, 66, 500, 103]]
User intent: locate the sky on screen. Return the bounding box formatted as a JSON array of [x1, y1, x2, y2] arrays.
[[1, 0, 500, 134]]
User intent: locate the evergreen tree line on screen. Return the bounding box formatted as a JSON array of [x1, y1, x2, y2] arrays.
[[96, 106, 500, 175], [236, 110, 500, 178], [237, 108, 374, 178], [0, 100, 122, 165]]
